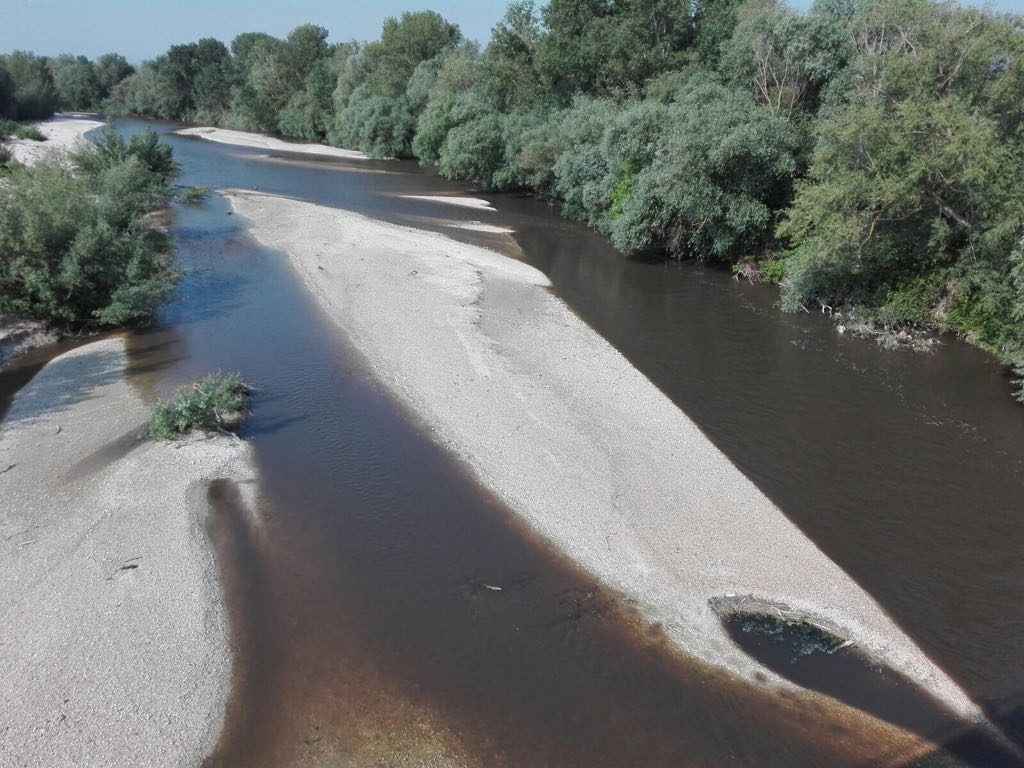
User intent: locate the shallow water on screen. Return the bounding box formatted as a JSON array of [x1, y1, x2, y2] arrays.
[[6, 117, 1022, 765]]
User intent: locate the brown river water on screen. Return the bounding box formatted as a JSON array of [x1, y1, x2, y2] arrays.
[[3, 119, 1023, 766]]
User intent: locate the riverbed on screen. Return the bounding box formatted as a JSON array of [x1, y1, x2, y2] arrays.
[[5, 117, 1024, 766]]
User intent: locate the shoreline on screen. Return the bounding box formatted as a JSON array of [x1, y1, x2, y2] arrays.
[[175, 126, 371, 160], [224, 190, 988, 735], [0, 337, 256, 767], [2, 113, 105, 167]]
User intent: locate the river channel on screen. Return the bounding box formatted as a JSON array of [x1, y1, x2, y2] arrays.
[[7, 118, 1022, 766]]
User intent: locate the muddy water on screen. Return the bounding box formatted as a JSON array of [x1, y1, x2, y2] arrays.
[[58, 119, 1024, 764]]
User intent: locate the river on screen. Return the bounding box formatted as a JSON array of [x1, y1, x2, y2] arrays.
[[8, 118, 1023, 766]]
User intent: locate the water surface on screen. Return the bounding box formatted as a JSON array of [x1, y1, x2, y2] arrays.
[[30, 119, 1024, 765]]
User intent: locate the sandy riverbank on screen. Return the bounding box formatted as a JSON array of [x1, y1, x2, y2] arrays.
[[0, 338, 256, 767], [225, 189, 987, 733], [176, 126, 370, 160], [3, 113, 105, 167]]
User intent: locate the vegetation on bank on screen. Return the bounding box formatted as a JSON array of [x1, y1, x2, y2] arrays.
[[2, 0, 1022, 399], [0, 50, 133, 119], [0, 128, 180, 327], [0, 119, 46, 141], [148, 373, 250, 439]]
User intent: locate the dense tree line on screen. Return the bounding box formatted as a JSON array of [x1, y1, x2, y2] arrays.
[[0, 51, 134, 119], [6, 0, 1022, 397]]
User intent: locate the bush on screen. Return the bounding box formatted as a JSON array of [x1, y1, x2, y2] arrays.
[[13, 124, 45, 141], [878, 273, 947, 327], [149, 373, 250, 439], [73, 127, 178, 181], [176, 185, 211, 203], [0, 130, 180, 328], [0, 120, 46, 141]]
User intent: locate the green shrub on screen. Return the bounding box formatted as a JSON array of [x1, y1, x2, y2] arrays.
[[758, 258, 788, 285], [877, 273, 946, 327], [0, 130, 180, 328], [149, 373, 250, 439], [12, 123, 45, 141], [1, 120, 45, 141], [176, 185, 211, 204], [73, 127, 179, 181], [944, 264, 1018, 352]]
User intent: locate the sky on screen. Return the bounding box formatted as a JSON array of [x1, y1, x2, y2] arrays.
[[1, 0, 1022, 63]]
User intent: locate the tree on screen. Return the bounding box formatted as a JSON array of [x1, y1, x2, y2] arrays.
[[94, 53, 134, 99], [777, 0, 1024, 321], [50, 54, 101, 110], [721, 0, 853, 117], [537, 0, 697, 98], [2, 51, 59, 119], [607, 78, 798, 260], [0, 63, 15, 119], [363, 11, 462, 98], [483, 1, 546, 110]]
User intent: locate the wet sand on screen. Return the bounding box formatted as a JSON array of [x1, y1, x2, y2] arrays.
[[224, 189, 986, 727], [0, 338, 255, 767]]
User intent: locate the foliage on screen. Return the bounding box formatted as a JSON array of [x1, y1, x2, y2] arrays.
[[73, 127, 179, 182], [94, 53, 134, 98], [15, 0, 1024, 400], [331, 86, 416, 158], [176, 185, 211, 204], [49, 54, 102, 110], [148, 373, 250, 439], [536, 0, 697, 98], [363, 12, 462, 98], [0, 63, 15, 119], [720, 0, 853, 117], [1, 51, 59, 119], [0, 132, 179, 327], [0, 119, 46, 141]]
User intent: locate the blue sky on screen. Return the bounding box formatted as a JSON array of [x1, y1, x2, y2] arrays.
[[1, 0, 1022, 63]]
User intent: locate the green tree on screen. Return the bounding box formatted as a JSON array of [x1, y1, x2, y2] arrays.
[[363, 11, 462, 97], [537, 0, 697, 98], [608, 79, 798, 259], [721, 0, 853, 117], [94, 53, 134, 99], [50, 54, 102, 110], [0, 63, 15, 119], [2, 51, 59, 119], [0, 132, 179, 327], [777, 0, 1024, 319]]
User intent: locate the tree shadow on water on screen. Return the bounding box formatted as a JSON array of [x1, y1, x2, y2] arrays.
[[720, 612, 1024, 767]]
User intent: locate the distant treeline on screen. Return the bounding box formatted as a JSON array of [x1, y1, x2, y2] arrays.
[[0, 51, 133, 119], [3, 0, 1023, 398]]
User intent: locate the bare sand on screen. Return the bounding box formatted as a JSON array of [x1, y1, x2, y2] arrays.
[[225, 189, 987, 731], [397, 194, 497, 211], [0, 338, 256, 767], [176, 126, 370, 160], [3, 114, 105, 167]]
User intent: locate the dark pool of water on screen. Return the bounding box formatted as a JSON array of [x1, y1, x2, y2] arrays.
[[5, 117, 1022, 765]]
